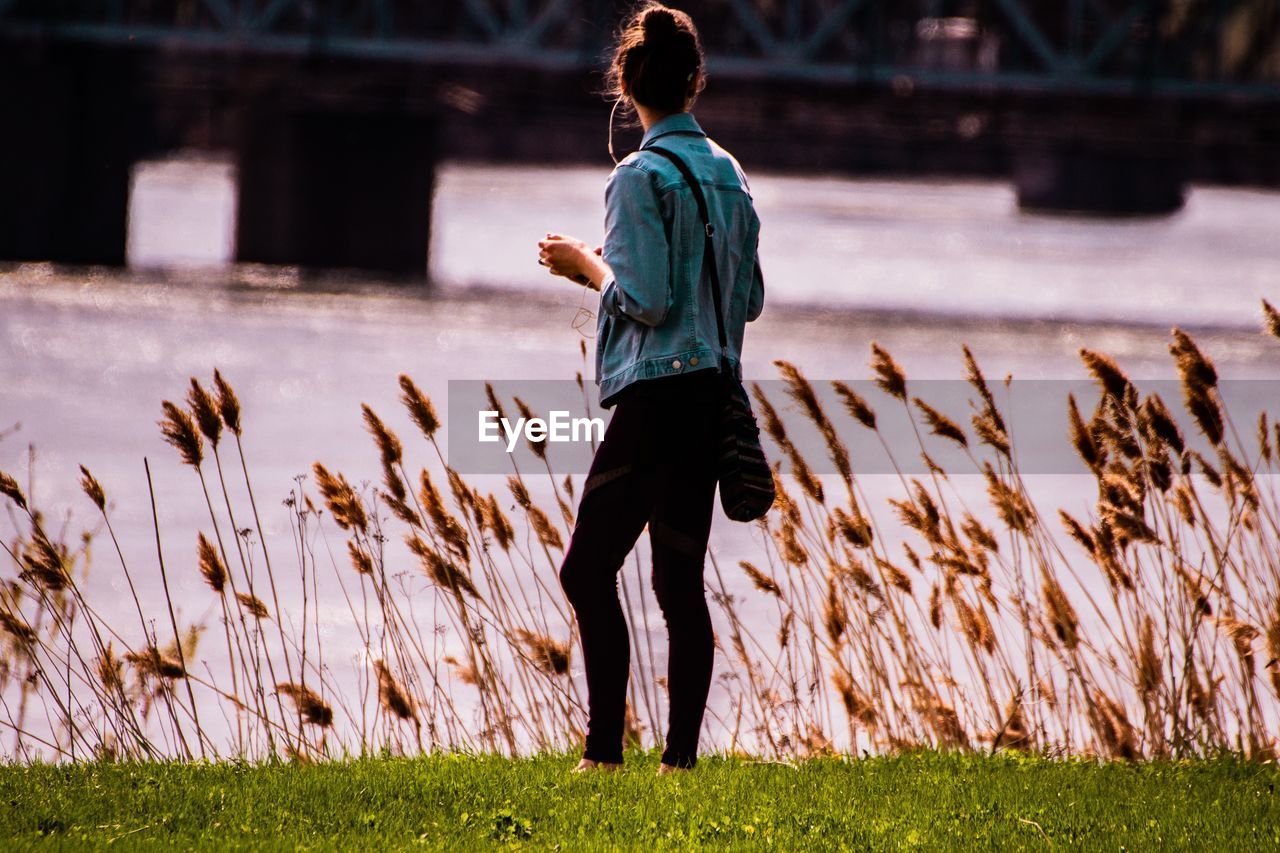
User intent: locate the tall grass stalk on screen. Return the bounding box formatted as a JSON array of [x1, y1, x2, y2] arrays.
[[3, 310, 1280, 762]]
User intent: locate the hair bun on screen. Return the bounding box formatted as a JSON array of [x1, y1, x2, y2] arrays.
[[641, 7, 680, 44], [609, 4, 704, 112]]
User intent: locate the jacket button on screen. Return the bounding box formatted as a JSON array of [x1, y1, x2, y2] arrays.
[[689, 356, 699, 366], [672, 359, 682, 369]]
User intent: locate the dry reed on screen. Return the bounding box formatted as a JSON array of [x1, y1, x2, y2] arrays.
[[3, 303, 1280, 763]]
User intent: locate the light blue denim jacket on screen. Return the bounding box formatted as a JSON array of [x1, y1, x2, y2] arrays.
[[596, 112, 764, 407]]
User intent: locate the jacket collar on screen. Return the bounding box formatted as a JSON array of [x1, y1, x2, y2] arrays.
[[639, 112, 705, 149]]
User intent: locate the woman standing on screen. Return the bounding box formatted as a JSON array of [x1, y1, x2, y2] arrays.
[[537, 2, 765, 775]]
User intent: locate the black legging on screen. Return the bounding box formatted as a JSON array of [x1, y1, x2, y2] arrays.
[[558, 369, 720, 769]]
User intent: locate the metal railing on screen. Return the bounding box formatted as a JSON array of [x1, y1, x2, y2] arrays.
[[1, 1, 1277, 98]]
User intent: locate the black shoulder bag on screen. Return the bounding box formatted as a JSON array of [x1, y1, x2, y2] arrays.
[[647, 145, 775, 522]]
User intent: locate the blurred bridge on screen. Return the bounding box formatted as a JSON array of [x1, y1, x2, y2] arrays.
[[2, 1, 1278, 273]]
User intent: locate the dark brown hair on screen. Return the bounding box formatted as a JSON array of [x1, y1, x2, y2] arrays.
[[607, 3, 705, 113]]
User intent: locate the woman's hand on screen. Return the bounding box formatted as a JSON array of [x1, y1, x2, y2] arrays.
[[538, 233, 609, 292]]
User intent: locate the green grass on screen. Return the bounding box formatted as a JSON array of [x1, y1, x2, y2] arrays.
[[1, 750, 1277, 850]]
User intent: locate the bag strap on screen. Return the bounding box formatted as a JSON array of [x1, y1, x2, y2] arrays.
[[645, 145, 730, 371]]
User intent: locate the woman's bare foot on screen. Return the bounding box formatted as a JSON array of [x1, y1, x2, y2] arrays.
[[572, 758, 622, 773], [656, 763, 690, 776]]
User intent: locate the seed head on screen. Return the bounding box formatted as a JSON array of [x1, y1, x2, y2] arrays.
[[514, 629, 571, 675], [832, 381, 876, 430], [869, 343, 907, 401], [187, 378, 223, 446], [406, 536, 479, 599], [398, 374, 440, 439], [213, 369, 242, 436], [78, 465, 106, 512], [740, 560, 782, 596], [277, 682, 334, 727], [196, 532, 226, 593], [374, 659, 415, 720], [913, 397, 967, 448], [1170, 328, 1217, 391], [361, 404, 403, 469], [0, 471, 26, 511], [347, 540, 373, 575], [159, 401, 204, 468], [1079, 349, 1133, 402], [235, 592, 270, 620], [312, 463, 367, 532], [1263, 299, 1280, 340]]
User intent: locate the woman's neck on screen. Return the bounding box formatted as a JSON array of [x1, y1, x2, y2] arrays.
[[636, 103, 682, 132]]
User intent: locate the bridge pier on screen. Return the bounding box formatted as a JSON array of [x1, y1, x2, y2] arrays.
[[1012, 108, 1187, 216], [0, 45, 141, 265], [236, 101, 437, 278]]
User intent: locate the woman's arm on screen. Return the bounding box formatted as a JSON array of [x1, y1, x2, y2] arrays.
[[596, 164, 672, 327], [536, 164, 671, 326]]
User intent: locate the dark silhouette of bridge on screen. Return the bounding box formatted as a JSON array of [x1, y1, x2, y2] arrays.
[[2, 1, 1277, 275]]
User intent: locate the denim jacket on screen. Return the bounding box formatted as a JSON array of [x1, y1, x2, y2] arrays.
[[596, 112, 764, 407]]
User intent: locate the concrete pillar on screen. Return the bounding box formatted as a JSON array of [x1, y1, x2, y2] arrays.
[[1013, 108, 1187, 216], [0, 45, 138, 265], [236, 102, 436, 278]]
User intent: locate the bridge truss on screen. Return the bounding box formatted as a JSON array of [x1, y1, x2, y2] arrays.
[[0, 1, 1277, 98]]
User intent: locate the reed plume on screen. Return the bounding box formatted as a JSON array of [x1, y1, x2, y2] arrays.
[[419, 471, 470, 561], [962, 345, 1006, 434], [78, 466, 105, 512], [374, 660, 415, 720], [1170, 328, 1218, 390], [347, 540, 373, 575], [362, 404, 403, 469], [311, 463, 368, 533], [507, 477, 563, 551], [188, 378, 223, 446], [832, 381, 876, 429], [1263, 299, 1280, 340], [444, 655, 480, 686], [0, 609, 37, 648], [777, 360, 852, 483], [514, 398, 548, 460], [479, 494, 515, 552], [1041, 571, 1080, 650], [212, 368, 241, 436], [832, 504, 873, 549], [399, 374, 440, 439], [1136, 617, 1161, 699], [0, 471, 26, 511], [407, 536, 479, 600], [277, 683, 334, 727], [1080, 349, 1132, 401], [739, 561, 782, 596], [159, 401, 203, 468], [1068, 394, 1101, 470], [869, 343, 906, 401], [197, 533, 226, 593], [832, 667, 877, 728], [235, 592, 271, 620], [19, 530, 70, 591], [913, 398, 967, 448], [125, 646, 187, 680], [514, 629, 570, 675]]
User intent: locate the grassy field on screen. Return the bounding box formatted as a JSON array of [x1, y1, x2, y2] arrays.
[[1, 751, 1277, 850]]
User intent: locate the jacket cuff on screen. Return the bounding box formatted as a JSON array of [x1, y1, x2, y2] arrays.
[[600, 275, 621, 317]]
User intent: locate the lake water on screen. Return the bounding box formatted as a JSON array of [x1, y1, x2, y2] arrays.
[[2, 158, 1278, 758]]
